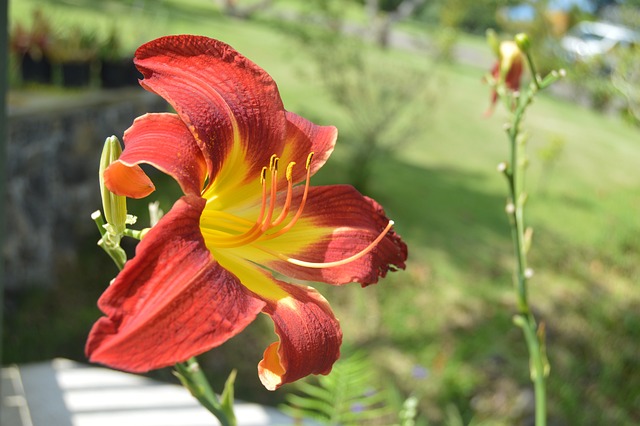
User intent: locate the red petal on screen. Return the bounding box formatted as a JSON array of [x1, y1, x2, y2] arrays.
[[506, 59, 523, 91], [199, 111, 338, 212], [260, 185, 408, 285], [257, 281, 342, 390], [206, 250, 342, 390], [105, 113, 207, 198], [86, 195, 265, 372], [281, 112, 337, 185], [103, 161, 155, 199], [134, 35, 287, 183]]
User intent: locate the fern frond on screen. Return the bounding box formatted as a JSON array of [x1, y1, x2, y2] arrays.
[[281, 350, 394, 425], [295, 380, 336, 405]]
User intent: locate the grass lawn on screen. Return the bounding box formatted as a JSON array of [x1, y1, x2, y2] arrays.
[[7, 1, 640, 424]]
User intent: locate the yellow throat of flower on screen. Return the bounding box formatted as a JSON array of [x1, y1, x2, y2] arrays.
[[199, 152, 393, 269]]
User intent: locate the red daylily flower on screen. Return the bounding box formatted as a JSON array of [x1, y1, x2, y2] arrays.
[[485, 40, 524, 116], [86, 35, 408, 390]]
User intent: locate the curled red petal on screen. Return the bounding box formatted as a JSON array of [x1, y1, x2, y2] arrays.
[[86, 195, 265, 372], [107, 113, 207, 198], [257, 281, 342, 390], [103, 161, 155, 199], [134, 35, 287, 183], [207, 251, 342, 390], [260, 185, 408, 286]]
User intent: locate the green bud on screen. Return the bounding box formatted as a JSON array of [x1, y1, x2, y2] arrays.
[[514, 33, 531, 54], [99, 136, 127, 238]]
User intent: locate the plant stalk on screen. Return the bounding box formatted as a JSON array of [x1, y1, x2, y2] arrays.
[[503, 81, 548, 426], [175, 358, 235, 426]]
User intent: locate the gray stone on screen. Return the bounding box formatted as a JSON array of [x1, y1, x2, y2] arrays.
[[4, 89, 167, 290]]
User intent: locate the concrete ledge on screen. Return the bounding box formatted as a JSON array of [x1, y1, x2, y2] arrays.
[[1, 359, 298, 426]]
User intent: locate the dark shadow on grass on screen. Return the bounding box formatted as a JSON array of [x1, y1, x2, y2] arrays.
[[317, 153, 512, 279]]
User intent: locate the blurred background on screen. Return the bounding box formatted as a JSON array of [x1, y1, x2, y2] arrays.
[[4, 0, 640, 424]]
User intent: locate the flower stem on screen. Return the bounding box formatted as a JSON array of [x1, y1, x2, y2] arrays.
[[91, 210, 126, 271], [500, 69, 553, 426], [175, 358, 236, 426]]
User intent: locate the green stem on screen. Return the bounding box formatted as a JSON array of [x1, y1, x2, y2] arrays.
[[175, 359, 235, 426], [514, 315, 547, 425], [507, 85, 535, 313], [123, 227, 146, 240], [503, 80, 547, 426], [92, 211, 126, 270], [523, 51, 541, 90]]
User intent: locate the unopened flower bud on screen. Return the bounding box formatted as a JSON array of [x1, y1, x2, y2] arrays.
[[100, 136, 127, 238], [499, 41, 523, 80], [514, 33, 531, 54], [485, 40, 524, 115]]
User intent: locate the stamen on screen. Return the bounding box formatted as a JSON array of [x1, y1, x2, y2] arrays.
[[269, 154, 278, 170], [262, 157, 279, 231], [202, 152, 317, 249], [286, 162, 296, 181], [259, 220, 395, 268], [271, 161, 295, 227], [203, 164, 271, 247], [262, 153, 313, 240]]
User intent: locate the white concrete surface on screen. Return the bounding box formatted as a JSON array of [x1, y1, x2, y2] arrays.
[[1, 359, 299, 426]]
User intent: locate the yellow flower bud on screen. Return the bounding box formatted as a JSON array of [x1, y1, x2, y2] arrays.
[[499, 41, 522, 79]]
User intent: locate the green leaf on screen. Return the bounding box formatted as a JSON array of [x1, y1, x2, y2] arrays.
[[220, 369, 237, 426]]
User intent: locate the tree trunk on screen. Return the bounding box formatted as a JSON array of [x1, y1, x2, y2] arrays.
[[365, 0, 426, 47]]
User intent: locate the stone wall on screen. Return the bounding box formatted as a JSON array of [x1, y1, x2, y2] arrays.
[[4, 89, 168, 290]]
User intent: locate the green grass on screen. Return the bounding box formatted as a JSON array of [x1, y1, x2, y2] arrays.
[[7, 1, 640, 424]]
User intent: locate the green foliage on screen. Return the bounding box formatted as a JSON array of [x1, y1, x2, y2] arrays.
[[281, 351, 395, 425], [9, 8, 55, 59], [612, 45, 640, 127], [566, 56, 617, 111], [438, 0, 519, 34], [281, 13, 437, 192], [397, 395, 420, 426]]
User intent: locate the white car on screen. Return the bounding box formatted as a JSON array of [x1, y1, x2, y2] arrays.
[[561, 21, 639, 61]]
